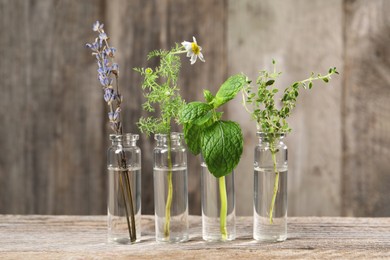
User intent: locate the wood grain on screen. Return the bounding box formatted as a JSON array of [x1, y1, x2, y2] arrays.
[[106, 0, 227, 215], [0, 215, 389, 259], [0, 0, 389, 218], [342, 0, 390, 216], [0, 0, 106, 214], [227, 0, 343, 216]]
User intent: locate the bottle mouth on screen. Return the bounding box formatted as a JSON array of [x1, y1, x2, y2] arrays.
[[256, 132, 286, 139], [154, 132, 183, 141], [110, 133, 139, 142]]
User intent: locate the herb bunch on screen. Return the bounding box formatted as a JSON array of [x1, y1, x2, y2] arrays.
[[179, 74, 250, 178], [242, 60, 339, 134], [86, 21, 137, 242], [241, 60, 338, 224], [135, 37, 205, 135], [86, 21, 123, 134], [135, 38, 205, 240], [135, 46, 184, 135], [179, 74, 249, 240]]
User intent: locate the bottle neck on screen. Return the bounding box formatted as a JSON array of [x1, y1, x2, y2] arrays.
[[257, 132, 285, 145], [110, 133, 139, 147], [155, 132, 183, 147]]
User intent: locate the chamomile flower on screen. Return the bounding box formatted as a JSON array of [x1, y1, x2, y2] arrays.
[[181, 37, 205, 65]]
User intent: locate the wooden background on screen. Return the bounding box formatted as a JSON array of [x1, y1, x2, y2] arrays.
[[0, 0, 389, 217]]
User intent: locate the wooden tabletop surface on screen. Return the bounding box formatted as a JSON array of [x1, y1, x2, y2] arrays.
[[0, 215, 389, 259]]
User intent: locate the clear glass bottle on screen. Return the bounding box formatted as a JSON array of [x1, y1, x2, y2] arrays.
[[254, 132, 288, 242], [107, 133, 141, 244], [201, 159, 236, 241], [154, 132, 189, 242]]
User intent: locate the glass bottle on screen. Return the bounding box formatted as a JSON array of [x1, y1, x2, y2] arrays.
[[201, 158, 236, 241], [253, 132, 288, 242], [154, 132, 189, 242], [107, 133, 141, 244]]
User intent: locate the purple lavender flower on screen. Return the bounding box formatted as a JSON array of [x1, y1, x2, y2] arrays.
[[85, 41, 99, 52], [93, 21, 104, 32], [105, 47, 116, 57], [98, 75, 112, 87], [104, 88, 116, 103], [86, 21, 122, 134], [111, 63, 119, 75], [87, 21, 137, 243], [108, 107, 121, 123]]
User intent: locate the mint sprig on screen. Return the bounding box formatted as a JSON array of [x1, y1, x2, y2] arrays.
[[201, 121, 243, 178], [179, 74, 249, 177]]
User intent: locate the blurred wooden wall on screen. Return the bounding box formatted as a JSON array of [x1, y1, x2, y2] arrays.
[[0, 0, 389, 216]]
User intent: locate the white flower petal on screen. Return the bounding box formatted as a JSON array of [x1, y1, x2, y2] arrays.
[[198, 52, 205, 62], [190, 54, 197, 65], [192, 36, 197, 43], [181, 41, 191, 50]]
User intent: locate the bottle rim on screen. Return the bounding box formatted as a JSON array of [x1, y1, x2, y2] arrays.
[[256, 132, 286, 139], [109, 133, 139, 142], [154, 132, 184, 141]]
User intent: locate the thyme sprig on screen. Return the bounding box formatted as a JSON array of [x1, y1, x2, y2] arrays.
[[242, 60, 339, 134], [242, 60, 338, 224]]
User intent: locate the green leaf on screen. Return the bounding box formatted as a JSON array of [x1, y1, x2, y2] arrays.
[[201, 121, 243, 178], [183, 123, 202, 155], [323, 77, 329, 83], [179, 102, 212, 124], [214, 74, 248, 108], [193, 111, 213, 126], [203, 90, 215, 103], [266, 80, 275, 86]]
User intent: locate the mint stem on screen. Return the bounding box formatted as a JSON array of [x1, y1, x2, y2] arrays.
[[219, 176, 228, 240]]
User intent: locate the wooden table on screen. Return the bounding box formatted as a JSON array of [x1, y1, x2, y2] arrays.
[[1, 215, 389, 259]]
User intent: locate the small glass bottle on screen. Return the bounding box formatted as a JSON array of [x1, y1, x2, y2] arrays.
[[107, 133, 141, 244], [154, 132, 189, 242], [253, 132, 288, 242], [201, 159, 236, 241]]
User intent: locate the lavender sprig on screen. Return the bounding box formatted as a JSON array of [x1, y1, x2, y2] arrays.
[[86, 21, 136, 243], [86, 21, 122, 134]]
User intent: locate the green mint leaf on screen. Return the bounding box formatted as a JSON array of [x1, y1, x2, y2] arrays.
[[193, 111, 213, 126], [183, 123, 202, 155], [214, 74, 248, 108], [201, 120, 243, 178], [203, 90, 215, 103], [179, 102, 213, 124]]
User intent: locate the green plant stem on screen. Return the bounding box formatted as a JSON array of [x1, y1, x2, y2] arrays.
[[164, 134, 173, 238], [219, 176, 228, 240], [269, 143, 279, 225]]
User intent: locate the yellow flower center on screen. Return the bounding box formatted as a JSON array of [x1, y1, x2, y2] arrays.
[[191, 42, 200, 55]]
